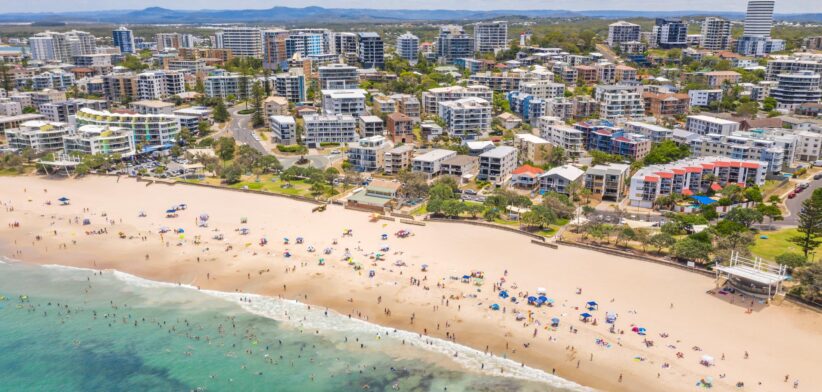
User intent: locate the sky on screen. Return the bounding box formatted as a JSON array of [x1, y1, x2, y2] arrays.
[[6, 1, 820, 14]]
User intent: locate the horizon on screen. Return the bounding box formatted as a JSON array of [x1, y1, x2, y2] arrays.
[[3, 1, 820, 15]]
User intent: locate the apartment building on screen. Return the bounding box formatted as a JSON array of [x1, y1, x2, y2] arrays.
[[705, 71, 742, 87], [539, 117, 585, 157], [0, 99, 22, 116], [476, 146, 517, 184], [688, 89, 724, 107], [588, 129, 652, 161], [687, 132, 795, 174], [474, 21, 508, 53], [607, 21, 641, 47], [275, 71, 307, 103], [598, 89, 645, 122], [629, 157, 767, 208], [372, 95, 396, 115], [263, 96, 289, 122], [701, 17, 732, 50], [112, 27, 135, 54], [155, 33, 181, 51], [383, 145, 414, 175], [204, 73, 254, 100], [218, 27, 263, 58], [5, 120, 70, 153], [792, 130, 822, 162], [347, 135, 392, 172], [40, 99, 108, 123], [130, 100, 175, 115], [63, 125, 136, 157], [514, 133, 553, 165], [74, 108, 181, 148], [623, 121, 673, 143], [584, 163, 631, 201], [318, 64, 359, 90], [357, 32, 384, 69], [396, 32, 420, 63], [411, 149, 457, 178], [321, 89, 367, 116], [519, 80, 565, 99], [642, 91, 690, 117], [765, 57, 822, 83], [269, 115, 297, 145], [303, 114, 359, 147], [440, 155, 479, 179], [391, 94, 421, 119], [769, 71, 822, 110], [469, 71, 526, 92], [436, 25, 475, 64], [507, 92, 545, 124], [437, 97, 492, 140], [422, 85, 492, 114], [386, 112, 414, 143], [685, 115, 740, 135]]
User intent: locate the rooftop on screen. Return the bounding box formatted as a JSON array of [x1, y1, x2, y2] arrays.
[[480, 146, 516, 159]]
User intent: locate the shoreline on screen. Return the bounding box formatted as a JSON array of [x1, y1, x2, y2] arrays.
[[2, 175, 820, 392]]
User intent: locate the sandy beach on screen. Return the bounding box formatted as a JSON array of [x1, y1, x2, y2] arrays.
[[1, 175, 820, 392]]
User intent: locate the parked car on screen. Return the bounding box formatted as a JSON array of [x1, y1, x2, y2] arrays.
[[813, 160, 822, 167], [814, 174, 822, 181], [800, 183, 811, 189], [788, 192, 797, 199]]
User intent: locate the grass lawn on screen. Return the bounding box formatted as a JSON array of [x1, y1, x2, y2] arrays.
[[410, 203, 428, 216], [0, 168, 30, 176], [751, 228, 804, 260], [228, 175, 313, 197]]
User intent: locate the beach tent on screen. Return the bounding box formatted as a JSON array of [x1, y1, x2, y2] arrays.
[[515, 313, 526, 321], [381, 234, 389, 240], [536, 287, 547, 295], [82, 218, 91, 225], [490, 304, 500, 311], [580, 313, 592, 321], [527, 296, 538, 305], [239, 228, 249, 235], [461, 275, 471, 283], [421, 264, 428, 272], [58, 197, 70, 205], [499, 290, 509, 299], [551, 317, 560, 327], [586, 301, 598, 310], [700, 355, 715, 367]]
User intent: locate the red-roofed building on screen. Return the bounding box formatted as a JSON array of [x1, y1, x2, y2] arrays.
[[511, 164, 545, 188]]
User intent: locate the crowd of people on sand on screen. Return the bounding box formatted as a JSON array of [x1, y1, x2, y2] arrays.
[[0, 185, 807, 391]]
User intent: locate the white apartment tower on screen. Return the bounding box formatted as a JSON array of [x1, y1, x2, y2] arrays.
[[396, 32, 420, 63], [743, 1, 775, 37], [219, 27, 263, 58], [474, 21, 508, 53], [700, 17, 732, 50], [607, 21, 641, 47]]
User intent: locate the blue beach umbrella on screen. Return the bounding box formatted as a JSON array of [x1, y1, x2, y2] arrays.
[[499, 290, 509, 298]]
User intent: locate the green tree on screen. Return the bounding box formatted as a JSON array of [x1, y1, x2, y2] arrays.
[[642, 140, 690, 165], [735, 101, 759, 118], [673, 238, 712, 263], [251, 81, 266, 128], [756, 203, 783, 227], [790, 188, 822, 258], [723, 208, 763, 229], [441, 199, 465, 217], [775, 253, 807, 270], [762, 96, 777, 112], [221, 164, 242, 184], [215, 137, 236, 162], [213, 99, 229, 123], [793, 263, 822, 303]]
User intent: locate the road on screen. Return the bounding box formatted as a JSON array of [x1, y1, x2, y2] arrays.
[[595, 43, 620, 64], [782, 176, 822, 226], [226, 106, 338, 169]]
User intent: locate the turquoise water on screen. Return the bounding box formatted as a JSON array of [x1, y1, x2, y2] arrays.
[[0, 260, 584, 392]]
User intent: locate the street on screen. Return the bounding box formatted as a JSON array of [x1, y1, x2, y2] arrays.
[[782, 175, 822, 226]]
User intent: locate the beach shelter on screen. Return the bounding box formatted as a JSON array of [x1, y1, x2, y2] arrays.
[[551, 317, 560, 327], [421, 264, 428, 272], [536, 287, 547, 295], [58, 197, 70, 205], [499, 290, 509, 299], [700, 355, 715, 367], [461, 275, 471, 283], [580, 312, 593, 321], [606, 312, 617, 324], [586, 301, 598, 310], [239, 228, 249, 235], [381, 234, 389, 240], [176, 228, 184, 234], [527, 296, 538, 305], [515, 313, 526, 321], [82, 218, 91, 225]]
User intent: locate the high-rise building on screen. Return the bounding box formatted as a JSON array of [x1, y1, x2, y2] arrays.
[[155, 33, 180, 52], [436, 25, 474, 64], [474, 21, 508, 53], [318, 64, 359, 90], [652, 18, 687, 49], [218, 27, 263, 58], [285, 32, 325, 59], [770, 71, 822, 110], [700, 17, 732, 50], [112, 27, 135, 54], [263, 29, 290, 70], [396, 32, 419, 63], [357, 32, 384, 69], [743, 0, 775, 37], [29, 31, 96, 62], [607, 21, 641, 47]]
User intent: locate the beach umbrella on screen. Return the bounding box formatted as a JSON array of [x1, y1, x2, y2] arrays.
[[538, 295, 548, 302], [177, 228, 185, 233], [537, 287, 547, 295], [490, 304, 500, 310], [58, 197, 69, 202], [580, 312, 592, 319], [527, 296, 537, 304], [421, 264, 428, 271], [544, 298, 555, 304], [499, 290, 509, 298], [199, 213, 209, 221], [551, 317, 560, 324], [166, 209, 177, 214]]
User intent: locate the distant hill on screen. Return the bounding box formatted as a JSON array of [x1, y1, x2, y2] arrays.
[[0, 7, 820, 24]]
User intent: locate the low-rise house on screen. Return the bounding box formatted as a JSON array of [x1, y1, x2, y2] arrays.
[[347, 179, 402, 211], [358, 115, 384, 137], [510, 164, 545, 188], [514, 133, 553, 164], [538, 164, 585, 195]]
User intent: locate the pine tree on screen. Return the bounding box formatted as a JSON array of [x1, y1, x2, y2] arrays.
[[251, 81, 265, 128], [790, 189, 822, 258], [213, 99, 229, 123]]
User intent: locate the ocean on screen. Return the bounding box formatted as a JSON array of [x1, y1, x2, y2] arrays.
[[0, 259, 586, 392]]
